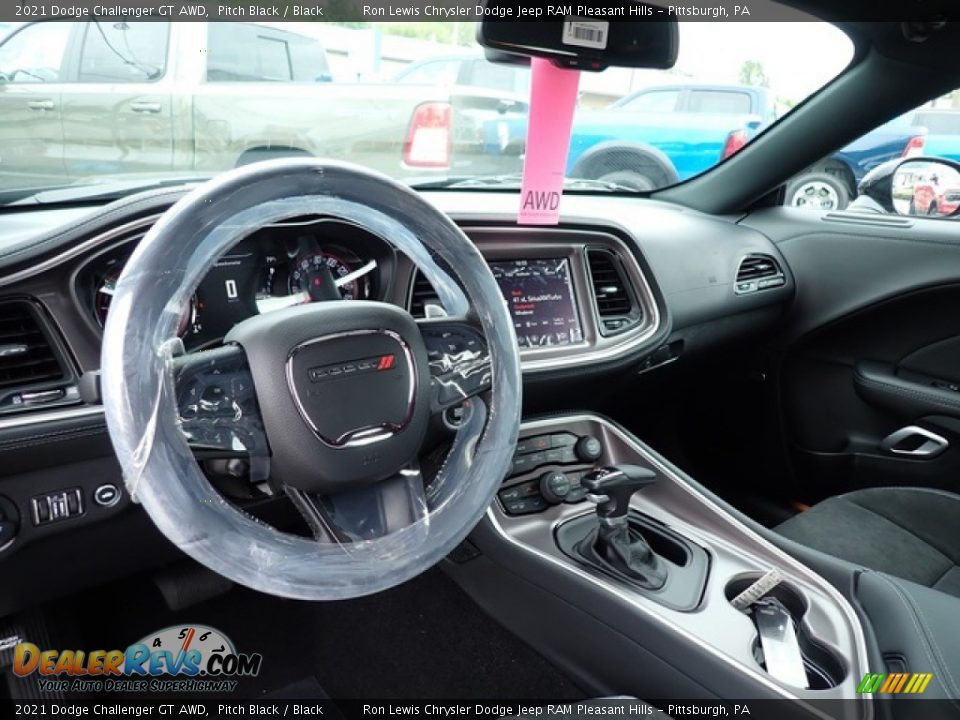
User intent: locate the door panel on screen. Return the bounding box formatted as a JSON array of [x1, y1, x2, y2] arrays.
[[60, 90, 175, 179], [741, 209, 960, 503], [0, 22, 75, 190], [0, 84, 66, 190], [60, 22, 174, 181]]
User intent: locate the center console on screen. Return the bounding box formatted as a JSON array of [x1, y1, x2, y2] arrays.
[[447, 414, 871, 713]]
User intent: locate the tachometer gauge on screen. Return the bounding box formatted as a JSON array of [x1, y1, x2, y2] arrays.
[[96, 268, 198, 336], [288, 251, 360, 301], [256, 265, 278, 301]]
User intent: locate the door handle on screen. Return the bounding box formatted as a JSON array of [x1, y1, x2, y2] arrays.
[[26, 100, 55, 111], [880, 425, 949, 458], [130, 101, 162, 114]]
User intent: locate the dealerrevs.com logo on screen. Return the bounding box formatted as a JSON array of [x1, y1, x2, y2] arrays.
[[13, 625, 262, 694]]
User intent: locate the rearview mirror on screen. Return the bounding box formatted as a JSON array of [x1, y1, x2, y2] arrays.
[[893, 158, 960, 218], [477, 4, 679, 72]]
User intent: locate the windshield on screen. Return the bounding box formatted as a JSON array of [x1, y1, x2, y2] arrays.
[[0, 20, 853, 202]]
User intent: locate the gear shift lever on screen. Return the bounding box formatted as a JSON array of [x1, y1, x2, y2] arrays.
[[578, 465, 667, 590]]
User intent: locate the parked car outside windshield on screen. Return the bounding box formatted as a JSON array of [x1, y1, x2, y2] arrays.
[[0, 20, 854, 202]]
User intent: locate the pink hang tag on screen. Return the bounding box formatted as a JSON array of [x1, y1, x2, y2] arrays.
[[518, 58, 581, 226]]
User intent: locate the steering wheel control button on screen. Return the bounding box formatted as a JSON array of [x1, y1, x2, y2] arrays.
[[575, 435, 604, 462], [540, 471, 571, 504], [421, 322, 491, 410], [93, 484, 121, 508], [442, 404, 465, 431], [30, 488, 83, 526]]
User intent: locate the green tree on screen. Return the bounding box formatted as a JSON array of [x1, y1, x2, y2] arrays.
[[738, 59, 770, 88]]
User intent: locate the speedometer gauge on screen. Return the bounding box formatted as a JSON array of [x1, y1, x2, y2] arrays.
[[96, 268, 198, 337], [288, 251, 359, 301]]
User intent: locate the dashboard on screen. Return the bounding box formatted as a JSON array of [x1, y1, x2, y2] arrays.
[[0, 189, 797, 406], [65, 213, 671, 373], [0, 189, 798, 397], [0, 185, 794, 616]]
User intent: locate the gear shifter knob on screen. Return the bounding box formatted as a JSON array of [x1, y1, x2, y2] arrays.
[[581, 464, 657, 522], [578, 464, 666, 590]]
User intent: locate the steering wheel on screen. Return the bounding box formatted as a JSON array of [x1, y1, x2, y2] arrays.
[[101, 159, 522, 600]]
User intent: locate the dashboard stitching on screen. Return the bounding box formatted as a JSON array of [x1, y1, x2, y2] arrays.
[[774, 229, 960, 251], [0, 426, 107, 450], [855, 372, 960, 411]]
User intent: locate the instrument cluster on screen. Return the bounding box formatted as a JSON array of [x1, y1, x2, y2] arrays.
[[79, 218, 393, 350]]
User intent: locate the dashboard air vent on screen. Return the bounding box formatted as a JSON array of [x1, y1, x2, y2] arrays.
[[587, 249, 641, 335], [0, 300, 77, 414], [408, 270, 440, 319], [735, 254, 785, 295], [0, 301, 65, 390]]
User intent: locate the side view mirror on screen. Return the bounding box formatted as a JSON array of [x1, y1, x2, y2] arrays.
[[893, 158, 960, 218]]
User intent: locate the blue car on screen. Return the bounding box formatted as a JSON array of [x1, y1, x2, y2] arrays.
[[487, 83, 926, 208], [488, 83, 773, 191]]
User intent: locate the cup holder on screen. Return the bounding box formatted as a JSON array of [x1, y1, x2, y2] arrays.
[[725, 574, 846, 690]]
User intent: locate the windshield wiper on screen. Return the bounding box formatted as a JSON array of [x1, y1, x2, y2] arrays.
[[1, 175, 214, 207], [409, 174, 641, 192]]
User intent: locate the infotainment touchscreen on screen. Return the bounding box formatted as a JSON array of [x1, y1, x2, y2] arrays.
[[489, 258, 584, 348]]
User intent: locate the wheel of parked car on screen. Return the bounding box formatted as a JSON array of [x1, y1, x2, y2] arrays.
[[99, 158, 522, 601], [785, 172, 850, 211], [570, 141, 679, 193]]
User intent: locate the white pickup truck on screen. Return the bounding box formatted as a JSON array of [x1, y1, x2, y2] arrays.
[[0, 21, 525, 191]]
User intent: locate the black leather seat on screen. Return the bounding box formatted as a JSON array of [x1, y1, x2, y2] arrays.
[[775, 486, 960, 598]]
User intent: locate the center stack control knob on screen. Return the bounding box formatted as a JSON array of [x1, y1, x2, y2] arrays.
[[539, 471, 571, 504], [575, 435, 603, 463]]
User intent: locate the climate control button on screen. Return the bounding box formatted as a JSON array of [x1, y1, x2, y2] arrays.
[[575, 435, 603, 462], [540, 471, 571, 504]]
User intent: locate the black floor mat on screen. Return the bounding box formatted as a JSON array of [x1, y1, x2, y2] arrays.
[[16, 566, 582, 700], [265, 676, 328, 699]]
